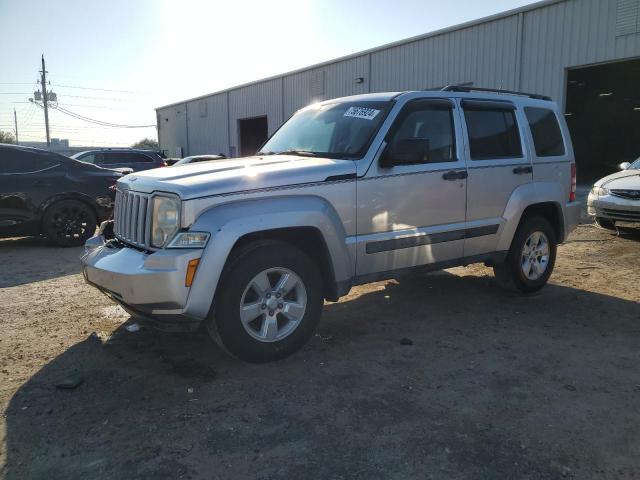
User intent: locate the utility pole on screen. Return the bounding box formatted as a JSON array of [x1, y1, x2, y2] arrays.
[[40, 54, 50, 147], [13, 109, 18, 145]]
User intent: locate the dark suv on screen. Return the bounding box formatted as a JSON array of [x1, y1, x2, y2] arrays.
[[0, 145, 122, 246], [71, 148, 167, 172]]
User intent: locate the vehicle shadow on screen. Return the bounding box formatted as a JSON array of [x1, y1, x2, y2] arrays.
[[0, 236, 83, 288], [614, 223, 640, 241], [4, 272, 640, 479]]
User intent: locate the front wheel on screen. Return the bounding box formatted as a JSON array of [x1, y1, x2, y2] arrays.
[[493, 216, 557, 294], [207, 241, 324, 362], [42, 200, 97, 247]]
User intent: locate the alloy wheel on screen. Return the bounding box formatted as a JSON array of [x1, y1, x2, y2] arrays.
[[239, 267, 307, 342], [520, 231, 550, 281]]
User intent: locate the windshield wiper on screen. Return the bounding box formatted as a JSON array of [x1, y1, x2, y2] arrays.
[[256, 151, 277, 156], [275, 150, 321, 157]]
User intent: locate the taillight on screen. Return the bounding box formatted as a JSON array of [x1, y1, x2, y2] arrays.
[[108, 184, 117, 191], [160, 161, 168, 167], [569, 163, 577, 202]]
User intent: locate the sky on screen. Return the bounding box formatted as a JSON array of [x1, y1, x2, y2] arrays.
[[0, 0, 537, 148]]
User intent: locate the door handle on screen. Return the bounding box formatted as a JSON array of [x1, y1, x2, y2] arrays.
[[513, 166, 533, 175], [442, 170, 467, 181], [33, 180, 52, 187]]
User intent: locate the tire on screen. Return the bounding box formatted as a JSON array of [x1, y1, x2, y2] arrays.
[[42, 200, 97, 247], [595, 217, 616, 231], [493, 216, 557, 294], [207, 240, 324, 363]]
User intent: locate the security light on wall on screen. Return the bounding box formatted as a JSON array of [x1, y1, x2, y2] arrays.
[[355, 77, 364, 84]]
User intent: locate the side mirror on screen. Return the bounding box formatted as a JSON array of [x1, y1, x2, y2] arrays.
[[619, 162, 631, 171], [379, 139, 430, 169]]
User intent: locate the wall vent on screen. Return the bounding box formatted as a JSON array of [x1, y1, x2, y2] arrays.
[[199, 100, 208, 118], [616, 0, 640, 36]]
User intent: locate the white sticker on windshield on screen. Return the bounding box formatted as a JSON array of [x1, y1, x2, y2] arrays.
[[344, 106, 380, 120]]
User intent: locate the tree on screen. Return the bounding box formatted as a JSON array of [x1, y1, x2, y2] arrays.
[[132, 138, 158, 150], [0, 130, 15, 144]]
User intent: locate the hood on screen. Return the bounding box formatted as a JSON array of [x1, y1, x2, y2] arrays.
[[595, 169, 640, 189], [117, 155, 356, 199]]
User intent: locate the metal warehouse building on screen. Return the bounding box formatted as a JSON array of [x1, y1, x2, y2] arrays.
[[156, 0, 640, 178]]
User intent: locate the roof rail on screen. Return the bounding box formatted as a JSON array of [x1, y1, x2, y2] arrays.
[[440, 85, 552, 101]]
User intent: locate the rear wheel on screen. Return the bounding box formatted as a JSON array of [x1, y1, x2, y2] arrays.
[[493, 216, 557, 293], [595, 217, 616, 231], [42, 200, 97, 247], [207, 241, 324, 362]]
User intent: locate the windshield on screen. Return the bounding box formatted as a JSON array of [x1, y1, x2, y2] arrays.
[[259, 100, 392, 159], [630, 158, 640, 169]]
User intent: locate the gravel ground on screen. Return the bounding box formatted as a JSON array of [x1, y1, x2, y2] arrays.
[[1, 223, 639, 480]]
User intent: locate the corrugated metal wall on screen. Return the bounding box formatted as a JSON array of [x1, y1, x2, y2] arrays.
[[228, 78, 283, 155], [370, 15, 520, 92], [521, 0, 640, 106], [157, 0, 640, 157], [157, 104, 187, 157], [185, 93, 228, 156]]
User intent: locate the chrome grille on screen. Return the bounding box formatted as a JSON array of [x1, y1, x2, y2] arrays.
[[114, 190, 150, 247], [610, 189, 640, 201]]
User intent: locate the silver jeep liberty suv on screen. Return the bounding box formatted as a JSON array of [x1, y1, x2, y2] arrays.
[[82, 86, 581, 362]]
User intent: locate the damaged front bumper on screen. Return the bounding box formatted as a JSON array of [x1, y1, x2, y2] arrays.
[[81, 227, 204, 332]]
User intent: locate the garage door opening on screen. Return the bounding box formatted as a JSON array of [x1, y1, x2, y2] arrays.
[[565, 59, 640, 181], [238, 116, 268, 157]]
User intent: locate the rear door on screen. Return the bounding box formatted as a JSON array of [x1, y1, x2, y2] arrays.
[[459, 99, 533, 257]]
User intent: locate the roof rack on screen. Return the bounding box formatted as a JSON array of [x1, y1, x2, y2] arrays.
[[440, 85, 552, 101]]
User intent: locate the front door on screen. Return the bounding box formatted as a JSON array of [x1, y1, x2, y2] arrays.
[[355, 98, 467, 278], [457, 99, 533, 257]]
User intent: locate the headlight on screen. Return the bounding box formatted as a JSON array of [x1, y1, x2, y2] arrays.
[[590, 186, 608, 197], [151, 195, 180, 247], [167, 231, 210, 248]]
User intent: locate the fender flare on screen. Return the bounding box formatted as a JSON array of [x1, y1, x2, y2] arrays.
[[183, 195, 352, 320], [496, 181, 566, 251]]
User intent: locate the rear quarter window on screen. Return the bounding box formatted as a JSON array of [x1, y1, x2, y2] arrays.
[[127, 153, 154, 163], [524, 107, 565, 157]]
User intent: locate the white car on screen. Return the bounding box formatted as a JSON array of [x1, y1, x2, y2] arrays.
[[588, 158, 640, 229]]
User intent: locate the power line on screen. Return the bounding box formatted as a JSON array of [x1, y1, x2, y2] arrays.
[[57, 93, 141, 102], [50, 83, 147, 94], [52, 104, 155, 128], [56, 102, 127, 110]]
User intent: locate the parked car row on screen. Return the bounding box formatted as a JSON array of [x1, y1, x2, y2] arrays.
[[0, 146, 231, 246], [0, 145, 123, 246]]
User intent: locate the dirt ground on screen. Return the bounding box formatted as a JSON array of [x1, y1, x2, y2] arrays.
[[1, 222, 639, 480]]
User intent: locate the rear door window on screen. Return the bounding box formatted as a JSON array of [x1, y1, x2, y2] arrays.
[[77, 153, 96, 164], [524, 107, 565, 157], [463, 102, 522, 160], [100, 152, 126, 165]]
